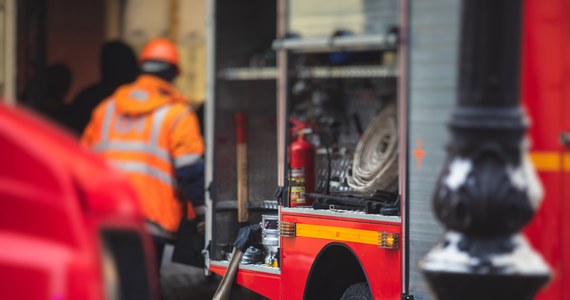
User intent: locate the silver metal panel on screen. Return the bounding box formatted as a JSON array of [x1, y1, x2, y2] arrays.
[[210, 260, 281, 275], [277, 0, 288, 189], [398, 0, 409, 293], [272, 34, 397, 52], [218, 66, 398, 80], [205, 0, 217, 273], [218, 67, 278, 80], [297, 66, 398, 79], [407, 1, 461, 298], [281, 207, 401, 223]]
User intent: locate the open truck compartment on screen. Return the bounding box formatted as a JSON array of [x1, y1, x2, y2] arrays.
[[208, 0, 278, 261], [207, 0, 402, 270]]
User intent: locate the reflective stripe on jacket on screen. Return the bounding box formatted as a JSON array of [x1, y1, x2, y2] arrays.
[[82, 75, 204, 233]]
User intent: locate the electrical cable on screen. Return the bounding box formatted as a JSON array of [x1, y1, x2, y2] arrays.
[[316, 130, 332, 195]]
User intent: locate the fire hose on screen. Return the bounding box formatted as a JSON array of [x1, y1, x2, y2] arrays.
[[348, 101, 399, 193]]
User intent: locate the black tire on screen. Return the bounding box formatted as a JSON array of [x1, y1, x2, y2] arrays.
[[340, 282, 373, 300]]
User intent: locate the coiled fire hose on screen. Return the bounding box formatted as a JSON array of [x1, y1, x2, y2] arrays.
[[348, 101, 399, 193]]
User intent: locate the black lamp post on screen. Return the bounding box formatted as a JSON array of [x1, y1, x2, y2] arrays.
[[420, 1, 551, 299]]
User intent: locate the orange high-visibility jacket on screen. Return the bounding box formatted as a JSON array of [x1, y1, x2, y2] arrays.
[[82, 75, 204, 234]]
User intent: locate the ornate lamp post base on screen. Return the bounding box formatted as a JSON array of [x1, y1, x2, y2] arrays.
[[419, 0, 551, 298], [422, 232, 549, 300]]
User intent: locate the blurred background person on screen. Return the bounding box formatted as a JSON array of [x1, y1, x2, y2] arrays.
[[69, 40, 139, 135], [22, 63, 73, 128]]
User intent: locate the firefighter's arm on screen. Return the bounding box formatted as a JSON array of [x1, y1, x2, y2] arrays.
[[81, 100, 109, 147], [80, 114, 97, 147], [169, 108, 206, 220]]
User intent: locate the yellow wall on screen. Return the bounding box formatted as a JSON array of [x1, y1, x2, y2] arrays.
[[0, 0, 16, 103], [122, 0, 206, 106]]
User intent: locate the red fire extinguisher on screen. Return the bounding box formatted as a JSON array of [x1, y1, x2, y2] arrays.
[[290, 119, 315, 207]]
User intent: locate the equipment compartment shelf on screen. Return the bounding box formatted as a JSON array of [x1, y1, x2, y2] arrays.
[[210, 260, 281, 275], [218, 65, 398, 80], [297, 65, 398, 79], [218, 67, 278, 80], [215, 200, 279, 210], [281, 207, 401, 223], [272, 33, 398, 52]]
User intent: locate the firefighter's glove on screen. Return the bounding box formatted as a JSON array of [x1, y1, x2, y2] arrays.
[[196, 213, 205, 236], [234, 224, 261, 253]]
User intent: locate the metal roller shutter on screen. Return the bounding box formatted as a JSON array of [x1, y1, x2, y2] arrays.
[[407, 1, 461, 298]]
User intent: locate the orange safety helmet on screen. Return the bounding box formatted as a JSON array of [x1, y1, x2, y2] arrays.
[[139, 38, 180, 68]]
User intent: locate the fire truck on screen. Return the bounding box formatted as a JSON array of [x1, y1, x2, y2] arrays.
[[204, 0, 569, 299]]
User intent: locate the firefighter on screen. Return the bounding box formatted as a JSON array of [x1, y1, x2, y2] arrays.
[[81, 38, 205, 270]]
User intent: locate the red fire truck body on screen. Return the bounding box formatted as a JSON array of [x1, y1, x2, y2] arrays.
[[211, 212, 401, 299], [281, 212, 402, 299], [205, 0, 569, 299], [0, 105, 158, 300]]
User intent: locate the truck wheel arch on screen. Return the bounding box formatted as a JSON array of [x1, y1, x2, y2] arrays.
[[303, 243, 370, 300]]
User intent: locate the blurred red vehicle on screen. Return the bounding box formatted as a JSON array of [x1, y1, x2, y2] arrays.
[[0, 104, 159, 300]]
